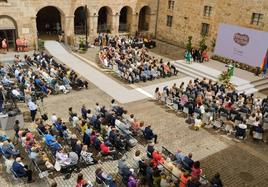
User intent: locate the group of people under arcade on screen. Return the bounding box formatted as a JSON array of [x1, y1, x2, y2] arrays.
[[99, 35, 178, 83], [154, 77, 267, 141]]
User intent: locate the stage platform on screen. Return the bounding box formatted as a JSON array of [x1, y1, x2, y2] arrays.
[[172, 59, 268, 94]]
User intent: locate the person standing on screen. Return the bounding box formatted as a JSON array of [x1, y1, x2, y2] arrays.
[[2, 38, 8, 53], [0, 86, 4, 113], [226, 63, 235, 78], [28, 100, 37, 122]]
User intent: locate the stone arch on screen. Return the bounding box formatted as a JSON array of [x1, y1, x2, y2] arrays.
[[138, 6, 151, 32], [36, 6, 65, 38], [74, 6, 89, 35], [119, 6, 133, 32], [0, 15, 18, 49], [97, 6, 113, 33]]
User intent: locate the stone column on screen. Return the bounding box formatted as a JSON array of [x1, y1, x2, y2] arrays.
[[149, 13, 156, 37], [130, 13, 139, 35], [64, 15, 75, 45], [89, 14, 98, 41], [111, 14, 120, 35], [30, 16, 38, 50]]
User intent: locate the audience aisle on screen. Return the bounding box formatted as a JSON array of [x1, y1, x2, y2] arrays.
[[45, 41, 146, 103], [45, 41, 190, 104]]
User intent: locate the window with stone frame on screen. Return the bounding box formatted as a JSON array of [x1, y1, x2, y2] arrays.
[[203, 6, 212, 17], [166, 15, 173, 27], [201, 23, 210, 36], [168, 0, 175, 10], [251, 13, 263, 26]]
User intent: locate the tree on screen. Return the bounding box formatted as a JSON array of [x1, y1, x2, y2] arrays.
[[211, 37, 216, 52], [199, 34, 207, 52], [186, 36, 193, 51]]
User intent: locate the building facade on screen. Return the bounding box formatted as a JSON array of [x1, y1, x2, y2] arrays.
[[0, 0, 267, 50], [0, 0, 157, 49], [156, 0, 268, 49]]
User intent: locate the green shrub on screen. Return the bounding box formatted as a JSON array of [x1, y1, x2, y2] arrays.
[[38, 39, 45, 50]]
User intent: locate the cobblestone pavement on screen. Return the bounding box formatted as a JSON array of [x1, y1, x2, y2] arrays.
[[201, 145, 268, 187], [149, 40, 186, 60]]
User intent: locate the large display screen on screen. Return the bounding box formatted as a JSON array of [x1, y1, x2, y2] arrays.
[[214, 23, 268, 67]]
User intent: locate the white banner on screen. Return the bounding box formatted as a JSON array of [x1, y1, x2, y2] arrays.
[[215, 24, 268, 67]]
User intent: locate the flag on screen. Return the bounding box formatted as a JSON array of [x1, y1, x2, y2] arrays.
[[260, 49, 268, 74]]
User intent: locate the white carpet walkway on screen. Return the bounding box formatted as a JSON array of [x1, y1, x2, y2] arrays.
[[45, 41, 191, 103]]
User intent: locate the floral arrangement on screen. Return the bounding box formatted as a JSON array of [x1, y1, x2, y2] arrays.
[[212, 55, 257, 74], [218, 70, 235, 90], [78, 36, 87, 53]]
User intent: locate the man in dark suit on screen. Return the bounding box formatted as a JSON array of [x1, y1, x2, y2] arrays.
[[182, 153, 194, 171], [12, 157, 33, 183], [144, 126, 158, 143]]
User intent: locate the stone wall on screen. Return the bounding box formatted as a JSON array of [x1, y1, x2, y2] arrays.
[[156, 0, 268, 50], [1, 0, 266, 50], [0, 0, 157, 49]]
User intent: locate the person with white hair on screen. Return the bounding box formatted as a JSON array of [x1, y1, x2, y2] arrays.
[[12, 157, 34, 183], [80, 145, 95, 165], [51, 113, 57, 124]]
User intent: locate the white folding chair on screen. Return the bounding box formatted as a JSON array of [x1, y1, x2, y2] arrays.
[[173, 103, 179, 110], [183, 107, 189, 114]]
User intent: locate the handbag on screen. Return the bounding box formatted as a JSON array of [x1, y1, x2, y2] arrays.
[[42, 114, 48, 121], [54, 160, 61, 171]]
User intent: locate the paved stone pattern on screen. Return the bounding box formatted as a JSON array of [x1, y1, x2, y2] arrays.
[[200, 145, 268, 187], [124, 100, 228, 161]]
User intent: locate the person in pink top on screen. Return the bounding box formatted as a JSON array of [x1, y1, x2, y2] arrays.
[[191, 161, 202, 179], [1, 38, 8, 53]]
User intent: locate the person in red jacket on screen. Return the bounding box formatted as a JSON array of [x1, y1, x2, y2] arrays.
[[100, 142, 117, 159], [76, 173, 93, 187], [76, 173, 86, 187], [179, 171, 191, 187], [151, 151, 164, 168]]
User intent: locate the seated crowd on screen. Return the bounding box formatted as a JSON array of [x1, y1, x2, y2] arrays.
[[5, 98, 157, 182], [154, 78, 268, 141], [99, 35, 178, 83], [0, 130, 36, 183], [103, 143, 222, 187], [0, 51, 88, 113]]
